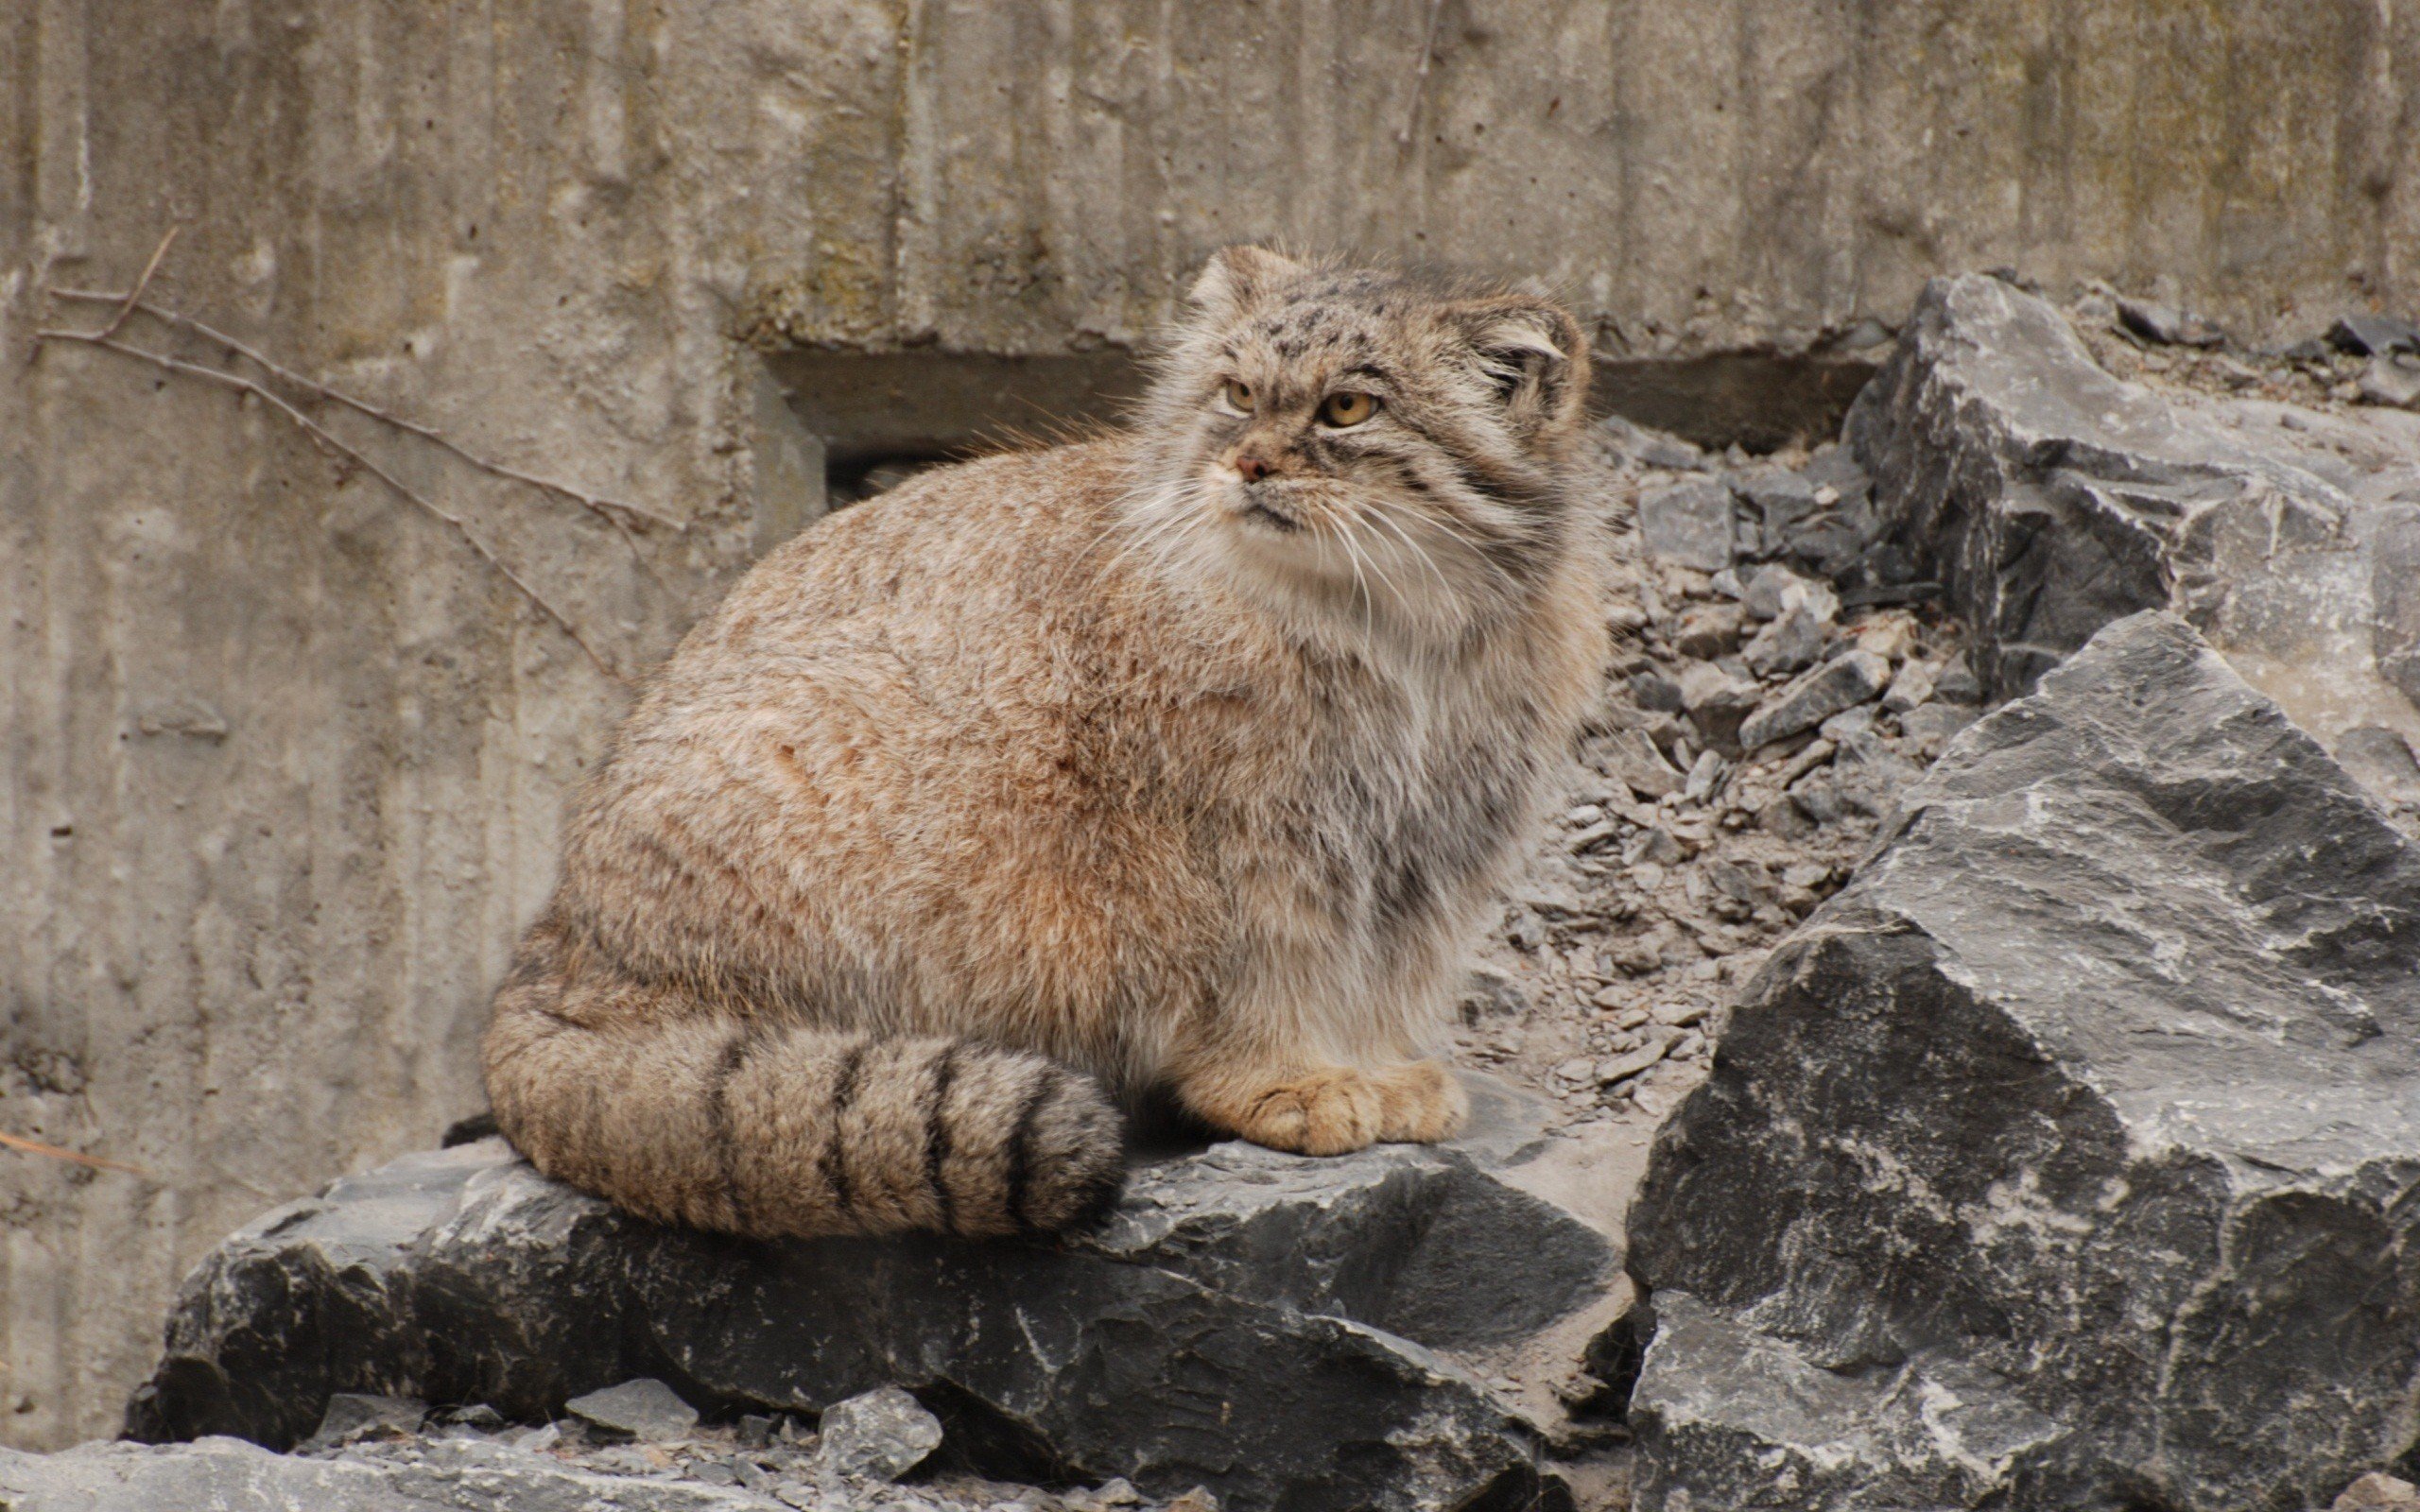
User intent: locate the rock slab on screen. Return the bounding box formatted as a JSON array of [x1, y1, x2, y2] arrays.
[[1628, 612, 2420, 1512], [125, 1077, 1611, 1512]]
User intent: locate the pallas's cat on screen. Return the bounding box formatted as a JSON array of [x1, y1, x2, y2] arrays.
[[483, 249, 1608, 1238]]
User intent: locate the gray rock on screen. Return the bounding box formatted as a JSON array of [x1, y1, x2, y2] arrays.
[[1739, 599, 1828, 679], [1629, 612, 2420, 1512], [1737, 470, 1820, 555], [1629, 667, 1685, 713], [1877, 656, 1935, 713], [1897, 698, 1979, 753], [1736, 649, 1891, 750], [1849, 273, 2385, 702], [2117, 296, 2223, 348], [2330, 314, 2420, 357], [815, 1386, 942, 1483], [1740, 563, 1837, 624], [2360, 354, 2420, 409], [1678, 661, 1763, 756], [302, 1393, 427, 1451], [1931, 650, 1982, 703], [1595, 725, 1684, 800], [0, 1435, 769, 1511], [565, 1378, 700, 1443], [1638, 478, 1738, 571], [126, 1078, 1610, 1512], [2336, 725, 2420, 807]]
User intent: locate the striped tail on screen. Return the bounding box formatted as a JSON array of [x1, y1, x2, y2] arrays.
[[480, 927, 1125, 1239]]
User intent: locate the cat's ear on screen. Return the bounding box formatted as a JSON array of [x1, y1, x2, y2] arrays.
[[1444, 297, 1590, 441], [1185, 246, 1306, 322]]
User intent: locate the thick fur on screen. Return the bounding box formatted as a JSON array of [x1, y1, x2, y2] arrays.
[[482, 249, 1609, 1239]]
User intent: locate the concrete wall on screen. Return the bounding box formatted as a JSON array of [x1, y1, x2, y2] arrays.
[[4, 0, 2414, 1450]]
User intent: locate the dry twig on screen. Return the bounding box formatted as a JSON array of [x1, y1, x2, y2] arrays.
[[48, 287, 686, 536], [98, 225, 180, 341], [1396, 0, 1451, 147], [0, 1128, 156, 1180], [35, 327, 622, 681]]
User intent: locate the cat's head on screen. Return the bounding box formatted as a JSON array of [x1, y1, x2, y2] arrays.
[[1131, 247, 1593, 638]]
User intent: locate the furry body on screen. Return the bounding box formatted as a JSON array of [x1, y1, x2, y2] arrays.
[[484, 251, 1608, 1238]]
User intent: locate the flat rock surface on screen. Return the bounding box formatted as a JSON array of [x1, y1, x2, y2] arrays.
[[1627, 611, 2420, 1512], [123, 1075, 1613, 1512]]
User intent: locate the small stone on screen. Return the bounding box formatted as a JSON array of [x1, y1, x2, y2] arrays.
[[2118, 297, 2223, 348], [2336, 726, 2420, 806], [736, 1414, 778, 1449], [1681, 749, 1726, 804], [1093, 1477, 1144, 1505], [1818, 705, 1876, 743], [1669, 1031, 1706, 1059], [303, 1393, 427, 1451], [1629, 861, 1668, 892], [1740, 564, 1837, 624], [2358, 354, 2420, 409], [1931, 651, 1983, 704], [436, 1403, 506, 1432], [504, 1422, 562, 1452], [690, 1461, 742, 1486], [1555, 1057, 1595, 1083], [1599, 725, 1685, 800], [564, 1379, 699, 1444], [1740, 601, 1828, 679], [1458, 965, 1529, 1024], [1651, 1001, 1709, 1027], [1564, 803, 1605, 827], [1596, 1037, 1670, 1085], [1679, 662, 1762, 755], [1630, 668, 1685, 713], [1638, 478, 1738, 571], [1737, 650, 1893, 751], [1899, 700, 1980, 753], [2328, 313, 2420, 357], [1625, 825, 1685, 866], [1165, 1489, 1223, 1512], [1671, 603, 1743, 659], [1736, 471, 1821, 555], [1879, 658, 1936, 714], [2334, 1470, 2420, 1510], [1755, 790, 1814, 836], [814, 1385, 943, 1483]]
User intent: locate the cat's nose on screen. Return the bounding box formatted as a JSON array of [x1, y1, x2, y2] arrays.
[[1235, 454, 1273, 482]]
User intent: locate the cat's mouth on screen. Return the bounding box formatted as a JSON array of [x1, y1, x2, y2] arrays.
[[1236, 497, 1303, 533]]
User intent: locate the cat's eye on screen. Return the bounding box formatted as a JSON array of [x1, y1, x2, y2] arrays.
[[1223, 380, 1256, 414], [1320, 391, 1378, 427]]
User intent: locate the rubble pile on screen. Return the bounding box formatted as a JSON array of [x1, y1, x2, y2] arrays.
[[1456, 417, 1982, 1135]]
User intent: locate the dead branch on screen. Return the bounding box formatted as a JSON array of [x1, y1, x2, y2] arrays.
[[97, 226, 180, 341], [1396, 0, 1450, 147], [35, 327, 623, 682], [48, 287, 686, 536], [0, 1128, 156, 1180]]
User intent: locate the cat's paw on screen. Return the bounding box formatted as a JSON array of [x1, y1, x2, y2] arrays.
[[1232, 1069, 1387, 1156], [1373, 1059, 1467, 1143], [1224, 1062, 1467, 1155]]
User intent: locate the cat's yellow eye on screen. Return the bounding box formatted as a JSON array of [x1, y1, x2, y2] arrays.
[[1223, 380, 1256, 414], [1320, 390, 1378, 427]]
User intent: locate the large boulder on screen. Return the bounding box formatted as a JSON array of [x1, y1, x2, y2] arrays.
[[1847, 274, 2420, 771], [1626, 611, 2420, 1512], [124, 1076, 1618, 1512]]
